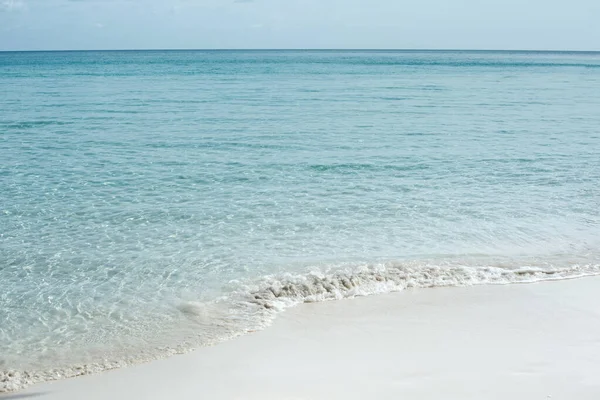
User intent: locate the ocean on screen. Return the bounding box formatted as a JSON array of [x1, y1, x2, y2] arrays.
[[1, 50, 600, 391]]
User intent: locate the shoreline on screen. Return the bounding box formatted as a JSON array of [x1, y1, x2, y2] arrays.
[[3, 262, 599, 393], [10, 275, 600, 399]]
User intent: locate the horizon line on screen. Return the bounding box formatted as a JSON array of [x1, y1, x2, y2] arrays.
[[1, 48, 600, 53]]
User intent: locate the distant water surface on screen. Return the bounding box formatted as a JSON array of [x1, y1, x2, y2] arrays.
[[1, 50, 600, 390]]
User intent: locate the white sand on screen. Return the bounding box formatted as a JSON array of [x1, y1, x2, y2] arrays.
[[9, 276, 600, 400]]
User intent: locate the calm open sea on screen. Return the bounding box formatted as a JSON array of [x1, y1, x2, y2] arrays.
[[1, 50, 600, 390]]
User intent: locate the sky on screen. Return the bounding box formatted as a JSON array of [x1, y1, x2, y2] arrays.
[[1, 0, 599, 51]]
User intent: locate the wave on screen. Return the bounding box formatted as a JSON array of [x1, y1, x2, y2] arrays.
[[2, 259, 600, 393], [238, 261, 600, 311], [307, 163, 429, 173]]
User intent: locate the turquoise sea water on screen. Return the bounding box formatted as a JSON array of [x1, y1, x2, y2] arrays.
[[1, 50, 600, 390]]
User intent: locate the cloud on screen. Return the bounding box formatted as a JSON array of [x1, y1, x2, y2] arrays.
[[1, 0, 27, 12], [67, 0, 136, 3]]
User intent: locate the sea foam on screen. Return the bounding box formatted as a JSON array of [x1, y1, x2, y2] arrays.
[[3, 260, 599, 393]]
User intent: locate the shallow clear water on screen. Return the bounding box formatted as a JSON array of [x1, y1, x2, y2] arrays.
[[1, 50, 600, 389]]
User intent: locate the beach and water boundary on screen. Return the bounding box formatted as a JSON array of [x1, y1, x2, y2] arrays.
[[2, 260, 600, 392], [8, 275, 600, 399]]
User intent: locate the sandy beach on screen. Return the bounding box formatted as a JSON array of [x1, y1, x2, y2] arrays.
[[9, 276, 600, 400]]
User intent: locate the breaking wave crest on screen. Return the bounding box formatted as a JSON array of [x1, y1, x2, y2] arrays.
[[240, 261, 600, 311], [3, 260, 600, 393]]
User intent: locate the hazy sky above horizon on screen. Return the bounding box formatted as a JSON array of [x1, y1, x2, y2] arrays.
[[1, 0, 599, 51]]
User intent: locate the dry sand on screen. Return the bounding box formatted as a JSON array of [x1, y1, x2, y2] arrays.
[[8, 276, 600, 400]]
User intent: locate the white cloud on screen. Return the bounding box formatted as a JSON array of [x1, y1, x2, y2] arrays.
[[1, 0, 27, 12]]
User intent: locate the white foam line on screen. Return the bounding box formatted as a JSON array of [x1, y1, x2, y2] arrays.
[[3, 261, 600, 393]]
